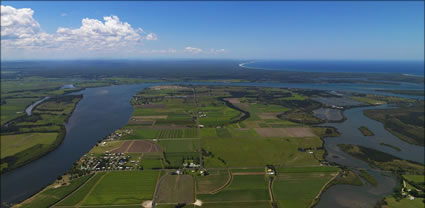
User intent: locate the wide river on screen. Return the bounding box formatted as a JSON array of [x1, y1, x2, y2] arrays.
[[1, 81, 424, 207]]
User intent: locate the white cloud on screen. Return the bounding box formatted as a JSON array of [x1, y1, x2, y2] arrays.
[[55, 15, 146, 50], [146, 33, 158, 40], [184, 46, 203, 54], [138, 48, 177, 54], [184, 47, 226, 55], [60, 13, 67, 17], [1, 5, 155, 51], [209, 48, 226, 54], [1, 5, 228, 59], [1, 5, 41, 40]]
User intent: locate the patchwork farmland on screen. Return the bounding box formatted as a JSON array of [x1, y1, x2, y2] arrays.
[[18, 86, 342, 208]]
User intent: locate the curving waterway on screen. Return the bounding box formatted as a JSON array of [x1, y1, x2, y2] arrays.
[[315, 105, 424, 208], [1, 81, 424, 207], [25, 97, 50, 116]]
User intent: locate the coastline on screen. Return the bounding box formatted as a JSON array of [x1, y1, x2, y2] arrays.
[[238, 61, 256, 69], [238, 61, 425, 77]]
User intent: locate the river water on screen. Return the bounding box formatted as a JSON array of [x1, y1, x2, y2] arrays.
[[25, 97, 50, 116], [315, 105, 424, 208], [1, 81, 424, 207], [1, 84, 152, 207]]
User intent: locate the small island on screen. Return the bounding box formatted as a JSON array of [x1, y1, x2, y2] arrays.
[[359, 126, 374, 136]]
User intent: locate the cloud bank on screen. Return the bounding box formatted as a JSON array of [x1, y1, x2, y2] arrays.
[[1, 5, 156, 51], [184, 47, 226, 55], [1, 5, 226, 59]]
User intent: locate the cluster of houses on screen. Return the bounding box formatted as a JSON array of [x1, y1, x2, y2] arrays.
[[297, 147, 324, 152], [183, 160, 201, 168], [329, 105, 344, 110], [79, 152, 139, 171], [401, 180, 422, 200], [198, 111, 207, 118], [265, 165, 276, 176], [266, 168, 275, 175], [105, 129, 132, 141], [173, 169, 207, 176]]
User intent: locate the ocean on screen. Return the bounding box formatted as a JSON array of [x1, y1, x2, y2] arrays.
[[240, 60, 424, 76]]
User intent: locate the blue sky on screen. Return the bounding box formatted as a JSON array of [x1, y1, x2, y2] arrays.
[[1, 1, 424, 60]]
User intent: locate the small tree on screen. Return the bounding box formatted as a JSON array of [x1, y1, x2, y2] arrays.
[[175, 203, 186, 208]]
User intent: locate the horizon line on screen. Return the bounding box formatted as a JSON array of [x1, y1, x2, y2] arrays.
[[1, 58, 424, 62]]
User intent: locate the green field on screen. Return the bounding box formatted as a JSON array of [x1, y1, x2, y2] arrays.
[[383, 196, 425, 208], [78, 206, 144, 208], [198, 175, 270, 202], [164, 152, 200, 168], [82, 171, 159, 205], [87, 140, 125, 155], [402, 174, 425, 190], [403, 174, 425, 183], [1, 95, 82, 173], [1, 133, 61, 173], [200, 128, 218, 138], [198, 100, 241, 126], [159, 139, 199, 153], [158, 129, 183, 138], [196, 169, 230, 194], [0, 98, 39, 125], [142, 158, 163, 169], [16, 85, 420, 207], [20, 174, 92, 208], [201, 201, 272, 208], [157, 175, 194, 204], [1, 133, 58, 158], [202, 137, 322, 167], [0, 77, 77, 125], [273, 170, 337, 208], [122, 128, 160, 140], [57, 172, 107, 206], [122, 128, 197, 140], [277, 166, 339, 173]]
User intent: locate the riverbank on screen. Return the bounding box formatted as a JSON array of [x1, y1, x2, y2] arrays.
[[1, 95, 83, 174]]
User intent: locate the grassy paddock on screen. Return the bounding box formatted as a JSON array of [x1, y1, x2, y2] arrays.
[[142, 158, 163, 169], [277, 166, 339, 174], [57, 172, 107, 206], [201, 202, 271, 208], [20, 174, 92, 208], [1, 133, 58, 158], [157, 175, 194, 204], [198, 175, 269, 202], [82, 171, 158, 205], [273, 171, 337, 208], [159, 139, 199, 153], [383, 196, 425, 208], [201, 137, 321, 167], [196, 169, 230, 194]]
